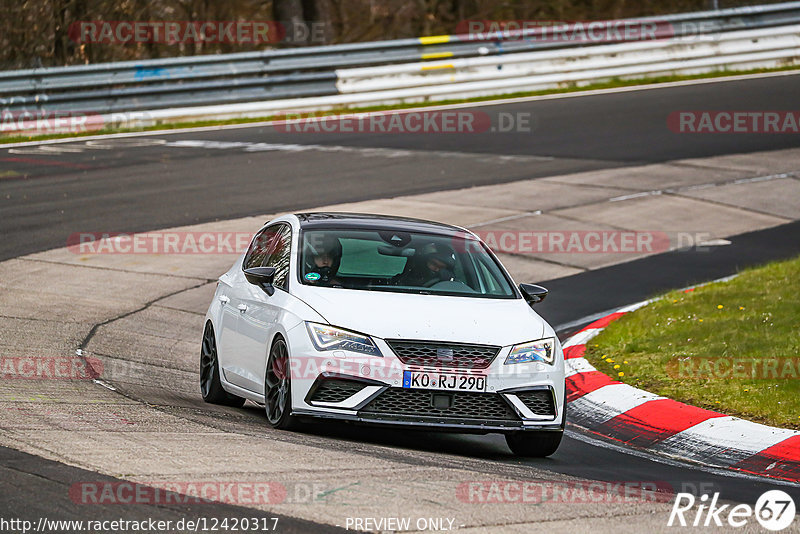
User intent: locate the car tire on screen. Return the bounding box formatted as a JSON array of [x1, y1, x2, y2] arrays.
[[264, 336, 298, 430], [505, 430, 563, 457], [200, 322, 246, 407]]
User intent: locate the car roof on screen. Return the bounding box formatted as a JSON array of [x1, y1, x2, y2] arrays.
[[294, 212, 469, 236]]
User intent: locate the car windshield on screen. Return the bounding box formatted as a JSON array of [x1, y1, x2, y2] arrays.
[[299, 228, 516, 298]]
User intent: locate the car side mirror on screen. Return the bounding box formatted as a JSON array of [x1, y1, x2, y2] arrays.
[[519, 283, 548, 306], [244, 266, 277, 296]]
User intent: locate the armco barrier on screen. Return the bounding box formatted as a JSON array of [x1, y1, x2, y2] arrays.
[[335, 25, 800, 94], [2, 2, 800, 129]]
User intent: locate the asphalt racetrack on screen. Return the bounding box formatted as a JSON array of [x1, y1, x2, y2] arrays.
[[1, 74, 800, 530], [2, 73, 800, 260]]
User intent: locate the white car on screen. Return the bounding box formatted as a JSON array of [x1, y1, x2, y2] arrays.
[[201, 213, 566, 456]]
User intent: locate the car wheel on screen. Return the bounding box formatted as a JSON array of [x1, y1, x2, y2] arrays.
[[264, 336, 298, 430], [200, 322, 246, 407], [505, 431, 563, 457]]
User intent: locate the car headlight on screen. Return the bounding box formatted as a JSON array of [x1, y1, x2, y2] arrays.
[[306, 322, 382, 356], [505, 338, 555, 365]]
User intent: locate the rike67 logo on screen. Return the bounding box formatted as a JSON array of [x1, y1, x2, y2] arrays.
[[669, 490, 796, 531]]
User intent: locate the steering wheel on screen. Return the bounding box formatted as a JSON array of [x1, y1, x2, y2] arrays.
[[423, 274, 455, 288]]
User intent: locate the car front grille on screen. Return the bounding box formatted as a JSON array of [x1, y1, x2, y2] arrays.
[[360, 388, 519, 421], [308, 378, 367, 404], [515, 389, 556, 417], [385, 340, 500, 369]]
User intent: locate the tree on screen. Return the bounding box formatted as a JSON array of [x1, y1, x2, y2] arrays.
[[273, 0, 335, 46]]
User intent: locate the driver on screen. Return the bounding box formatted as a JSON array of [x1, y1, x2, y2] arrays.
[[393, 242, 456, 287], [304, 235, 342, 286]]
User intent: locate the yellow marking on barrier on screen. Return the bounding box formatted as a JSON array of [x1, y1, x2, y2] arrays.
[[421, 52, 454, 60], [419, 35, 451, 45], [421, 63, 455, 71]]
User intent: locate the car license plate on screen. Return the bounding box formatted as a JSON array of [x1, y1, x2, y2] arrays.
[[402, 370, 486, 392]]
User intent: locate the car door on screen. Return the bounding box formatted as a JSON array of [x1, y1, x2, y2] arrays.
[[232, 223, 293, 394], [215, 270, 242, 381], [218, 225, 277, 391]]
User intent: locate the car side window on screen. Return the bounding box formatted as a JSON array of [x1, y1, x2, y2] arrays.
[[243, 227, 271, 270], [243, 224, 292, 291], [267, 224, 292, 290]]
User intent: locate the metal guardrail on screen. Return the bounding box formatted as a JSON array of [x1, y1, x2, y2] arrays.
[[131, 23, 799, 126], [1, 2, 800, 119], [336, 25, 800, 93]]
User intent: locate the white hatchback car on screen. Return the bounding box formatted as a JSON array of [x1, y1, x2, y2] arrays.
[[202, 213, 566, 456]]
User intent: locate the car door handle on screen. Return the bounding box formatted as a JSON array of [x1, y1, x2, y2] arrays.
[[218, 295, 230, 304], [237, 304, 248, 313]]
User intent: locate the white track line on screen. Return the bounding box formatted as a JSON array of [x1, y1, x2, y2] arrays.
[[565, 358, 598, 378], [652, 417, 800, 466], [562, 328, 601, 349], [570, 384, 664, 426]]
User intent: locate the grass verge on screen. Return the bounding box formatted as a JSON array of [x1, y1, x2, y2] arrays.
[[585, 255, 800, 430], [2, 65, 799, 145]]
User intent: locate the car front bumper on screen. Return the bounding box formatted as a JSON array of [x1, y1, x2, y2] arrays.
[[285, 323, 566, 433], [292, 407, 565, 434]]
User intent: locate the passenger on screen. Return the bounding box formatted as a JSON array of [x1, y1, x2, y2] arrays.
[[393, 242, 456, 287]]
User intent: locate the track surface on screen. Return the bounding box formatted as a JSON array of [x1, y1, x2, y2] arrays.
[[540, 219, 800, 331], [0, 447, 348, 533], [3, 225, 799, 530], [2, 74, 800, 529]]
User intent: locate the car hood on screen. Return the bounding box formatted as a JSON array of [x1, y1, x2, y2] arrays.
[[292, 286, 546, 347]]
